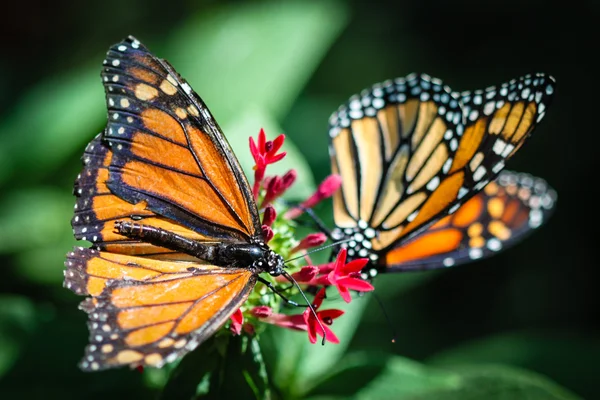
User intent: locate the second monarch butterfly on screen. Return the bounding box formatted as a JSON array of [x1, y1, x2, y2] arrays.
[[63, 36, 317, 371], [326, 73, 557, 276]]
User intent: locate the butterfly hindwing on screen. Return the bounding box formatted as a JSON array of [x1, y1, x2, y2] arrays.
[[101, 36, 259, 241], [65, 247, 255, 370], [329, 73, 555, 261], [382, 170, 556, 272]]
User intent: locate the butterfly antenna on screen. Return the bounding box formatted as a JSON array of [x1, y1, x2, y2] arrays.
[[300, 206, 336, 241], [281, 270, 327, 345], [280, 200, 335, 241], [283, 238, 354, 264], [372, 291, 397, 343]]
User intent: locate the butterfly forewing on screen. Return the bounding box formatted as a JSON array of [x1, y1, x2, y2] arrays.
[[72, 134, 204, 259], [329, 73, 555, 263], [101, 36, 259, 240]]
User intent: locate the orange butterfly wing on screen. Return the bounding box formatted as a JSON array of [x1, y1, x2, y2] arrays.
[[381, 171, 556, 272], [65, 247, 255, 370], [329, 73, 554, 261], [101, 36, 258, 241], [72, 134, 205, 259], [66, 36, 264, 370]]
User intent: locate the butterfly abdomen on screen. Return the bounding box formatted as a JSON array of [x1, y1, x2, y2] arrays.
[[116, 221, 279, 271]]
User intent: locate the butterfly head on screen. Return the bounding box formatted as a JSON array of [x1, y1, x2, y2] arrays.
[[243, 238, 284, 276]]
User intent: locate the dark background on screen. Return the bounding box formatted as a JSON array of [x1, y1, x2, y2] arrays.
[[0, 0, 597, 398]]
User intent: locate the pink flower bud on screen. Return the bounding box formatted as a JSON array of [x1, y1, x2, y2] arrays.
[[262, 205, 277, 227], [230, 308, 244, 335], [291, 266, 319, 283], [261, 225, 274, 243], [285, 174, 342, 219], [291, 233, 327, 253], [251, 306, 273, 318]]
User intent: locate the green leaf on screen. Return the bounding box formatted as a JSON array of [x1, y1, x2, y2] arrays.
[[0, 68, 104, 186], [263, 295, 371, 398], [427, 331, 600, 400], [0, 188, 78, 284], [0, 0, 348, 187], [165, 0, 349, 124], [305, 352, 391, 398], [347, 356, 461, 400], [320, 356, 581, 400], [0, 296, 37, 378], [0, 188, 74, 254], [223, 108, 315, 200], [159, 337, 221, 400], [424, 365, 581, 400], [241, 337, 272, 400], [161, 335, 272, 400]]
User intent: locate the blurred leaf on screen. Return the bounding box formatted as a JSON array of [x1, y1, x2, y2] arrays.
[[241, 337, 271, 400], [160, 337, 220, 400], [305, 352, 391, 398], [307, 355, 579, 400], [263, 295, 370, 398], [0, 188, 74, 254], [0, 296, 36, 378], [166, 0, 349, 124], [223, 108, 315, 200], [143, 366, 171, 390], [427, 331, 599, 400], [370, 270, 442, 300], [0, 0, 348, 187], [0, 69, 104, 185], [347, 355, 460, 400], [422, 364, 581, 400], [161, 335, 270, 400], [0, 188, 77, 284]]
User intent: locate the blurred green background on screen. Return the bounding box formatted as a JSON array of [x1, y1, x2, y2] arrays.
[[0, 0, 597, 399]]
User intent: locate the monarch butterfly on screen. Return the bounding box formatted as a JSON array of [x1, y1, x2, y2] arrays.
[[64, 36, 309, 371], [326, 73, 557, 277]]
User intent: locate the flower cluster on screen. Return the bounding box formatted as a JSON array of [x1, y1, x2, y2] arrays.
[[227, 129, 374, 344]]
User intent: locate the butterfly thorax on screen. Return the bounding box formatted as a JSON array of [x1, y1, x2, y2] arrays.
[[331, 226, 382, 279], [216, 240, 284, 274]]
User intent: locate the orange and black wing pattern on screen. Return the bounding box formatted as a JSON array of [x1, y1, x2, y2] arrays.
[[382, 170, 556, 272], [328, 73, 555, 262], [65, 36, 263, 371], [64, 247, 255, 370], [100, 36, 259, 241], [72, 134, 205, 259]]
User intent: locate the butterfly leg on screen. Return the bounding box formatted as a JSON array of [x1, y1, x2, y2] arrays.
[[256, 277, 308, 307]]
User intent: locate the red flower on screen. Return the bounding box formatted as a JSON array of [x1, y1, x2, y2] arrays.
[[326, 249, 374, 303], [251, 306, 273, 318], [260, 291, 343, 344], [291, 266, 319, 283], [249, 129, 286, 197], [303, 288, 344, 344], [230, 308, 244, 335], [261, 225, 274, 243], [263, 312, 307, 331], [261, 170, 297, 207], [286, 174, 342, 219], [262, 205, 277, 227]]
